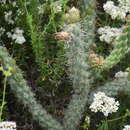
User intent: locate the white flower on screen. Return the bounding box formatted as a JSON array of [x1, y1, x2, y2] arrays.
[[0, 121, 16, 130], [115, 71, 128, 78], [12, 28, 26, 44], [7, 28, 26, 44], [89, 92, 119, 117], [118, 0, 130, 13], [11, 1, 17, 7], [103, 0, 130, 20], [6, 32, 12, 38], [97, 26, 122, 43], [38, 4, 45, 14], [4, 11, 14, 24], [0, 0, 6, 5], [0, 27, 5, 37], [55, 6, 62, 12], [123, 125, 130, 130]]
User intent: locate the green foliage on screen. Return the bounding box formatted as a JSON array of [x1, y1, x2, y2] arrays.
[[23, 0, 68, 91], [1, 0, 130, 129]]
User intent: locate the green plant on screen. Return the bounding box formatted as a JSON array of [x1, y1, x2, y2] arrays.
[[1, 0, 130, 129], [0, 0, 96, 129], [100, 16, 130, 71], [0, 66, 12, 121]]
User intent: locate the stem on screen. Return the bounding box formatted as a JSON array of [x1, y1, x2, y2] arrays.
[[107, 112, 130, 122], [0, 76, 7, 121], [105, 120, 108, 130]]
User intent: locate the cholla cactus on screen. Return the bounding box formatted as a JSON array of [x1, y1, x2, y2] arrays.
[[63, 2, 96, 129], [1, 0, 130, 129], [89, 78, 130, 104], [98, 1, 130, 71], [0, 46, 63, 130], [101, 16, 130, 70]]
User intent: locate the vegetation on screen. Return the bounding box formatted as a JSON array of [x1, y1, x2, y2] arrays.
[[0, 0, 130, 130]]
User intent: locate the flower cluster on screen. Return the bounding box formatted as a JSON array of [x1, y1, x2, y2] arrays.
[[89, 92, 119, 117], [0, 27, 5, 38], [0, 121, 16, 130], [123, 125, 130, 130], [97, 26, 122, 44], [103, 0, 130, 20], [7, 28, 26, 44], [4, 11, 14, 25], [0, 0, 17, 7], [38, 4, 45, 14], [0, 1, 26, 44], [115, 71, 128, 78], [0, 0, 7, 6]]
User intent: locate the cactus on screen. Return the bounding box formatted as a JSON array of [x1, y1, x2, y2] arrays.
[[63, 4, 96, 129], [0, 46, 63, 130], [2, 0, 130, 129], [88, 78, 130, 104], [101, 17, 130, 71], [78, 0, 96, 16]]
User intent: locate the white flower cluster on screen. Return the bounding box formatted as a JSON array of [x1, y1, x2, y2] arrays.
[[97, 26, 122, 43], [103, 0, 130, 20], [4, 11, 14, 25], [55, 6, 62, 13], [0, 1, 25, 44], [0, 0, 17, 7], [7, 28, 26, 44], [123, 125, 130, 130], [89, 92, 119, 117], [115, 71, 129, 78], [0, 121, 16, 130], [0, 27, 5, 37], [0, 0, 6, 5], [38, 4, 45, 14]]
